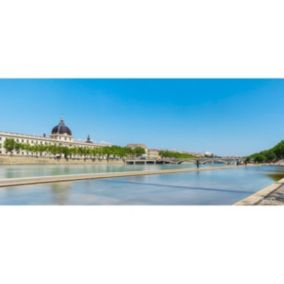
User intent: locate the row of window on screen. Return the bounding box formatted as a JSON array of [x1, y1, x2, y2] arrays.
[[0, 136, 62, 145], [0, 138, 98, 150], [0, 137, 66, 146]]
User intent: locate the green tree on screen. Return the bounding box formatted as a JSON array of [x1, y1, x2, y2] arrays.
[[15, 142, 21, 154], [252, 153, 266, 163], [250, 140, 284, 162], [133, 147, 146, 157], [159, 150, 195, 159], [62, 147, 71, 160], [4, 139, 16, 155]]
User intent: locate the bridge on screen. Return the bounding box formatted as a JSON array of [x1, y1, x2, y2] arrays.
[[196, 157, 244, 165], [125, 159, 178, 165], [125, 157, 244, 165]]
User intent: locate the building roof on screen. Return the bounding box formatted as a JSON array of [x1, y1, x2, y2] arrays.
[[85, 135, 93, 143], [127, 144, 147, 149], [51, 119, 72, 136]]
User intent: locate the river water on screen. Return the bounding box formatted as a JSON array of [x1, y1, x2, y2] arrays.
[[0, 163, 197, 179], [0, 164, 283, 205]]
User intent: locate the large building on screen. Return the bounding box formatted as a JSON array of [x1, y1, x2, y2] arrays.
[[127, 143, 148, 158], [0, 119, 109, 157], [147, 149, 160, 159], [127, 144, 161, 159]]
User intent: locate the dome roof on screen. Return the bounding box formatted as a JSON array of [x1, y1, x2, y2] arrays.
[[85, 135, 93, 143], [51, 119, 72, 136]]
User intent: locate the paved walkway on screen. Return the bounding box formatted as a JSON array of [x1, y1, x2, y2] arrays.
[[236, 177, 284, 205], [257, 184, 284, 205]]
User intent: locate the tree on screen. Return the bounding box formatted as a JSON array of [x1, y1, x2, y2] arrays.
[[62, 147, 71, 160], [15, 142, 21, 154], [133, 147, 146, 157], [159, 150, 195, 159], [3, 140, 152, 161], [265, 151, 276, 162], [4, 139, 16, 155], [253, 154, 266, 163], [250, 140, 284, 162]]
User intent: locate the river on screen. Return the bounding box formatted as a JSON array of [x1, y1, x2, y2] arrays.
[[0, 164, 283, 205]]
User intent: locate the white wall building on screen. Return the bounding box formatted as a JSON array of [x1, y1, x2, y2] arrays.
[[0, 119, 108, 157], [148, 149, 160, 159]]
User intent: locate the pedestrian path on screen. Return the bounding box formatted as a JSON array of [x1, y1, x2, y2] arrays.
[[257, 185, 284, 205]]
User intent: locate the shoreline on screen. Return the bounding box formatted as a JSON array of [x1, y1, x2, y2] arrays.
[[0, 155, 124, 166], [0, 165, 243, 188], [235, 177, 284, 205]]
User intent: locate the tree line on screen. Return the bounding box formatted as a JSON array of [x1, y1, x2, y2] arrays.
[[3, 138, 146, 160], [248, 140, 284, 163], [159, 150, 195, 159]]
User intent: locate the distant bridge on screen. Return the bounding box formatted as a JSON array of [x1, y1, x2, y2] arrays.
[[197, 157, 244, 165], [125, 157, 244, 165]]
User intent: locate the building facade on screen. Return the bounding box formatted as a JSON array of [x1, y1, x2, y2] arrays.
[[127, 144, 148, 158], [147, 149, 160, 159], [0, 119, 109, 157]]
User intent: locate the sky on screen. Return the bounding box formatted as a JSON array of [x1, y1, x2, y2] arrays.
[[0, 79, 284, 156]]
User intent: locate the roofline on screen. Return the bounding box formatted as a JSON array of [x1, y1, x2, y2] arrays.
[[0, 131, 110, 147]]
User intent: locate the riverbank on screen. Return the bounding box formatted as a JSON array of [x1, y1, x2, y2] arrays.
[[235, 177, 284, 205], [0, 165, 241, 188], [0, 155, 124, 165], [257, 184, 284, 205]]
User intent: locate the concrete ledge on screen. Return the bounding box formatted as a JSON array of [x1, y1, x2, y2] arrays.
[[0, 155, 124, 165], [0, 165, 241, 188], [235, 178, 284, 205]]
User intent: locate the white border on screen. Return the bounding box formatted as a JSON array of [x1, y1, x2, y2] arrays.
[[0, 0, 284, 78], [1, 207, 284, 284], [1, 0, 284, 283]]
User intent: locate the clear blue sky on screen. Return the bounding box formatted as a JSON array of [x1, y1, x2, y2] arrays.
[[0, 79, 283, 156]]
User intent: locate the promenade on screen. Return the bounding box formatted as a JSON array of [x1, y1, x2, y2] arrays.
[[236, 177, 284, 205], [0, 165, 239, 188], [257, 184, 284, 205]]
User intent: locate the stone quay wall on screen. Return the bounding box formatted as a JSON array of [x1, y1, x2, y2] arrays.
[[0, 155, 124, 165]]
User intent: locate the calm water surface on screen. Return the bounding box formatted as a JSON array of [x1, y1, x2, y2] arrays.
[[0, 163, 197, 179], [0, 165, 283, 205]]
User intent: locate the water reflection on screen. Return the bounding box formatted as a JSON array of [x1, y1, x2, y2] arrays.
[[266, 173, 284, 181], [103, 179, 253, 194], [0, 163, 197, 179], [50, 182, 71, 205]]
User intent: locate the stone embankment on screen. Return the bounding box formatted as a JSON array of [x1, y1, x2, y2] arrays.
[[236, 177, 284, 205], [0, 155, 124, 165], [275, 160, 284, 166], [257, 185, 284, 205], [0, 165, 240, 188]]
